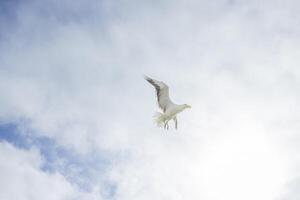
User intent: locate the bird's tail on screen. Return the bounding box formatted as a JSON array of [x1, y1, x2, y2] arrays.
[[153, 112, 167, 127]]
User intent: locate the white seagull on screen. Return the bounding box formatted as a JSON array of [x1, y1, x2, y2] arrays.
[[145, 76, 191, 130]]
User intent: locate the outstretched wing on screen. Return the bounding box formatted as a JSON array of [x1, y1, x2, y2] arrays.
[[144, 76, 173, 111]]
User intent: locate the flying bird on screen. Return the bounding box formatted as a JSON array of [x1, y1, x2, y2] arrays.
[[144, 76, 191, 130]]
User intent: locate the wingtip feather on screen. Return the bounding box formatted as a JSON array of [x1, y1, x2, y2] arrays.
[[143, 75, 150, 80], [144, 75, 153, 83]]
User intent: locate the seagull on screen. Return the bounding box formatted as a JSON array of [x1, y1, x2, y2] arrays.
[[144, 76, 191, 130]]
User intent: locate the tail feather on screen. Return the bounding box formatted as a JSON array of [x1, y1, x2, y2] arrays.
[[153, 112, 166, 127]]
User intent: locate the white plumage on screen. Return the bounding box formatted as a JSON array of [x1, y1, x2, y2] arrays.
[[144, 76, 191, 130]]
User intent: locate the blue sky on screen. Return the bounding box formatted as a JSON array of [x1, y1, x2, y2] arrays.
[[0, 122, 115, 196], [0, 0, 300, 200]]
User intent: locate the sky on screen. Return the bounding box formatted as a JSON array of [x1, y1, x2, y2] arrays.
[[0, 0, 300, 199]]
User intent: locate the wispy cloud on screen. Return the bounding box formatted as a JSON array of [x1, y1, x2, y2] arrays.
[[0, 0, 299, 199]]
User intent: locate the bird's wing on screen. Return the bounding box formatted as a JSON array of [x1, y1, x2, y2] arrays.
[[144, 76, 173, 111]]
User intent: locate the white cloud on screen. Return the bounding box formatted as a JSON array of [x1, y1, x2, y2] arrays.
[[0, 0, 300, 199], [0, 142, 103, 200]]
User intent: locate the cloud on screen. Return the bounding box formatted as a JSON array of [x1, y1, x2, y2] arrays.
[[0, 141, 104, 200], [0, 0, 300, 199]]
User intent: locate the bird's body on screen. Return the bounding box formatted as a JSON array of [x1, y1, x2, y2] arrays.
[[144, 76, 191, 130]]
